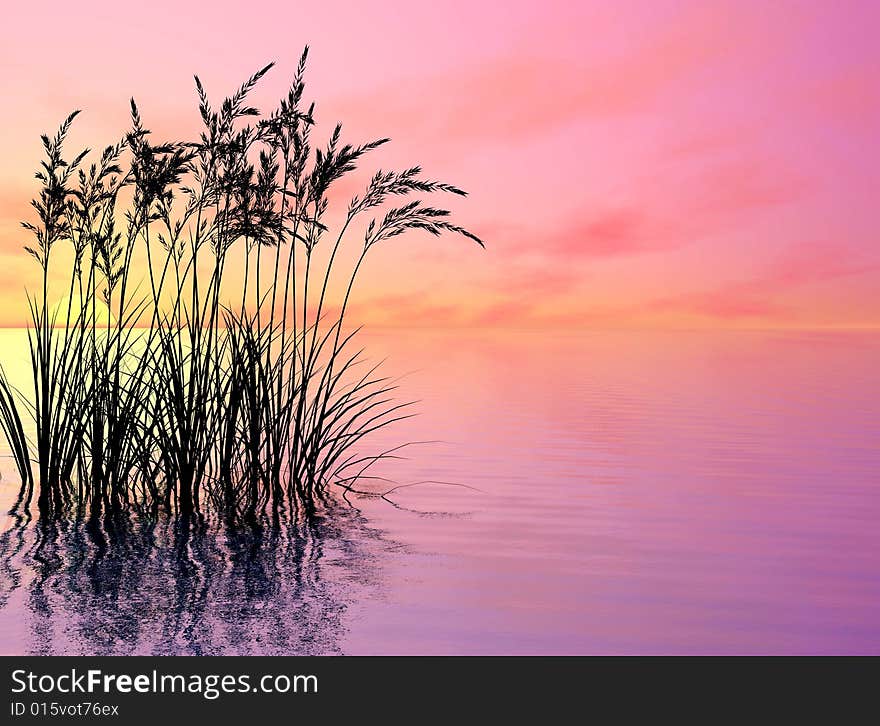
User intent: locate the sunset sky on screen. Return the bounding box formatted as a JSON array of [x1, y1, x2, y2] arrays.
[[0, 0, 878, 328]]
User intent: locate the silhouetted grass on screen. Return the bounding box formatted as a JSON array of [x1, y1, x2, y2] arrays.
[[0, 49, 482, 525]]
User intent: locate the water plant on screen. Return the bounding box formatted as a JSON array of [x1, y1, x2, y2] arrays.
[[0, 48, 482, 525]]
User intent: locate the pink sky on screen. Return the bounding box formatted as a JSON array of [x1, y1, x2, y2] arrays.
[[0, 0, 878, 328]]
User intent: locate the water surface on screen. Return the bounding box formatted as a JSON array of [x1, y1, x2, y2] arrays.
[[1, 329, 878, 654]]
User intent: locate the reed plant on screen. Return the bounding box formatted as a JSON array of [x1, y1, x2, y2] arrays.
[[0, 49, 482, 525]]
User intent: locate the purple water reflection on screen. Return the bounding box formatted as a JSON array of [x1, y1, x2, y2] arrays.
[[1, 330, 878, 654]]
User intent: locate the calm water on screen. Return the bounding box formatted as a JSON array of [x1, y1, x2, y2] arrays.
[[0, 329, 878, 654]]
